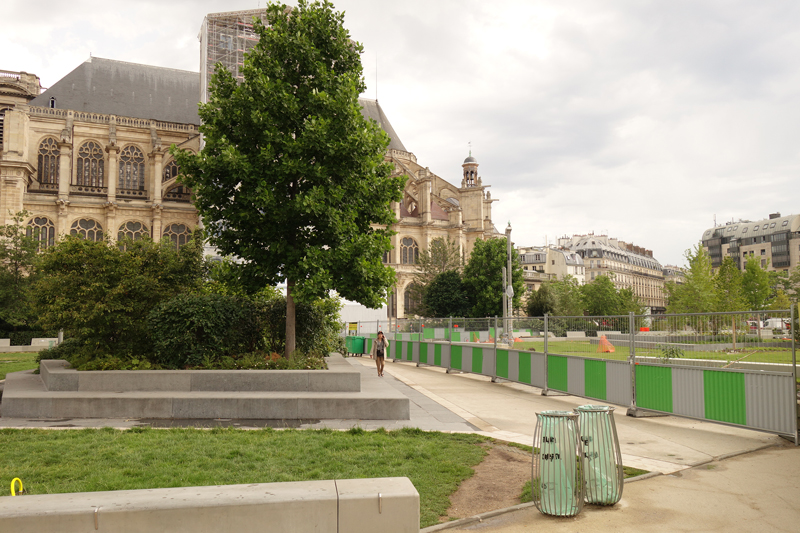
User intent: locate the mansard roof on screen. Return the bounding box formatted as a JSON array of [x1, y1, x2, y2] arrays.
[[30, 57, 201, 125], [29, 58, 407, 151]]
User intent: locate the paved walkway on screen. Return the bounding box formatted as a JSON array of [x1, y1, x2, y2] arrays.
[[2, 356, 799, 531]]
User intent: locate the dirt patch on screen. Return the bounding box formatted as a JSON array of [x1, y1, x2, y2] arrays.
[[442, 443, 532, 522]]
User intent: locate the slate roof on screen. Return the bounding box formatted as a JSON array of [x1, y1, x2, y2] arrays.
[[30, 57, 201, 125], [30, 58, 407, 151]]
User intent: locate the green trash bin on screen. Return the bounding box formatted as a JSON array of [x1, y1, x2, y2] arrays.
[[575, 405, 623, 505], [351, 336, 365, 356], [532, 410, 584, 517]]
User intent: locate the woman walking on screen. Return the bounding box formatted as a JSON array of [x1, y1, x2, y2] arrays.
[[371, 331, 389, 377]]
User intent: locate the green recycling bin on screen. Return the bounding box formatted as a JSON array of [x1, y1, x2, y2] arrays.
[[345, 336, 365, 356], [532, 410, 584, 517], [575, 405, 623, 505]]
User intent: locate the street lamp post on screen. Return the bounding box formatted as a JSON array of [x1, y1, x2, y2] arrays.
[[503, 222, 513, 344]]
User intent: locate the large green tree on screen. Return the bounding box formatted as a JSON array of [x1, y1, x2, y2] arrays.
[[173, 1, 404, 356], [423, 270, 472, 318], [526, 282, 556, 317], [0, 211, 38, 331], [462, 238, 525, 317], [741, 256, 772, 310], [665, 244, 717, 313], [714, 256, 746, 312], [409, 237, 464, 315]]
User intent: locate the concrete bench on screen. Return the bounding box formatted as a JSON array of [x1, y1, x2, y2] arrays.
[[565, 331, 587, 339], [0, 477, 420, 533], [0, 338, 9, 347], [30, 337, 58, 347]]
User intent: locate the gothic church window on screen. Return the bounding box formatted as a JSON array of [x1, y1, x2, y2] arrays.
[[118, 221, 149, 241], [26, 216, 55, 251], [70, 218, 103, 241], [163, 223, 191, 250], [119, 145, 146, 190], [37, 138, 60, 185], [76, 141, 105, 187], [400, 237, 419, 264], [163, 160, 179, 182]]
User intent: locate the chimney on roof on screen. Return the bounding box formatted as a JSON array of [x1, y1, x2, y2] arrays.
[[769, 212, 781, 219]]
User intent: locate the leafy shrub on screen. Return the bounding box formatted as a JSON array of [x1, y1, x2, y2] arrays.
[[148, 293, 265, 368]]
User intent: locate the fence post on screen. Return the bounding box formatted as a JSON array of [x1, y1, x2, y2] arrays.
[[542, 313, 549, 395], [628, 312, 637, 414], [447, 316, 453, 374], [492, 315, 498, 382], [793, 304, 798, 446]]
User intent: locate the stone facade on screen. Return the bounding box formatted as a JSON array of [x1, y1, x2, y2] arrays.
[[0, 60, 200, 248], [517, 245, 586, 292], [383, 146, 501, 318]]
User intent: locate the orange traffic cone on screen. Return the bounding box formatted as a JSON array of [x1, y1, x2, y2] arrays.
[[597, 335, 615, 353]]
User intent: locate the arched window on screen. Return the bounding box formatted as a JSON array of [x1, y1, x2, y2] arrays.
[[70, 218, 103, 241], [37, 138, 60, 185], [164, 184, 192, 203], [382, 250, 390, 264], [162, 160, 179, 182], [118, 221, 149, 241], [404, 283, 421, 316], [0, 108, 9, 152], [163, 223, 192, 250], [26, 216, 55, 251], [119, 145, 145, 191], [400, 237, 419, 264], [76, 141, 105, 187]]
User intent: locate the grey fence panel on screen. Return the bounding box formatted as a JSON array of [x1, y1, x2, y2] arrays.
[[606, 361, 632, 407], [460, 346, 473, 374], [435, 328, 445, 340], [508, 350, 520, 382], [479, 331, 489, 342], [672, 367, 705, 420], [402, 333, 412, 341], [481, 347, 495, 376], [744, 373, 796, 435], [531, 352, 546, 389], [440, 343, 451, 369], [412, 341, 420, 363], [567, 357, 585, 397]]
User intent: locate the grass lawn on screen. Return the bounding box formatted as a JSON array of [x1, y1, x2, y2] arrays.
[[0, 427, 488, 528], [0, 352, 38, 380], [512, 341, 794, 364]]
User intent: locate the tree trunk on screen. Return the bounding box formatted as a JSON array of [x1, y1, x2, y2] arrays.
[[285, 279, 296, 358]]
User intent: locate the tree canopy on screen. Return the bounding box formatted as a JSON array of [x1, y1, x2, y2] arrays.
[[462, 238, 525, 317], [172, 0, 405, 355], [409, 237, 464, 315], [423, 270, 472, 318]]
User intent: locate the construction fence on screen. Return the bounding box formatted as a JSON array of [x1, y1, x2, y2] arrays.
[[342, 310, 798, 444]]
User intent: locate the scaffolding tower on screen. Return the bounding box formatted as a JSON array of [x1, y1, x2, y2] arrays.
[[199, 9, 267, 104]]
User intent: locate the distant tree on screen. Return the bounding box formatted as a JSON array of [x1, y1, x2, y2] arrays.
[[172, 0, 405, 356], [0, 211, 39, 331], [741, 256, 772, 311], [526, 282, 557, 317], [767, 289, 792, 311], [665, 244, 716, 313], [714, 256, 746, 312], [407, 237, 463, 316], [462, 238, 525, 317], [581, 275, 622, 316], [549, 275, 585, 316], [423, 270, 472, 317]]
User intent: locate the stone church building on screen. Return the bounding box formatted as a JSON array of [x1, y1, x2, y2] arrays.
[[1, 55, 500, 319]]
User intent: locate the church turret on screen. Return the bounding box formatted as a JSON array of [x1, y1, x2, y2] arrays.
[[461, 152, 479, 188]]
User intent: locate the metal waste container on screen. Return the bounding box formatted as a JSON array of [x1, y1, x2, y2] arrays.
[[345, 336, 365, 356], [532, 410, 584, 517], [575, 405, 623, 505]]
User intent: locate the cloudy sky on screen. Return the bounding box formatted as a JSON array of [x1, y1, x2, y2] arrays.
[[4, 0, 800, 266]]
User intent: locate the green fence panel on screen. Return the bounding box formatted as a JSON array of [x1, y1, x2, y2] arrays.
[[410, 333, 420, 341], [496, 349, 509, 379], [423, 328, 435, 340], [365, 338, 372, 355], [518, 351, 532, 384], [434, 343, 442, 366], [547, 355, 569, 392], [636, 365, 673, 413], [406, 342, 413, 361], [451, 330, 461, 342], [394, 341, 402, 359], [703, 370, 746, 426], [419, 342, 428, 364], [584, 359, 607, 401], [451, 345, 463, 370], [472, 347, 483, 374]]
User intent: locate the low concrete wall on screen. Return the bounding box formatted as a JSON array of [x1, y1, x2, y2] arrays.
[[0, 477, 420, 533], [40, 359, 361, 393]]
